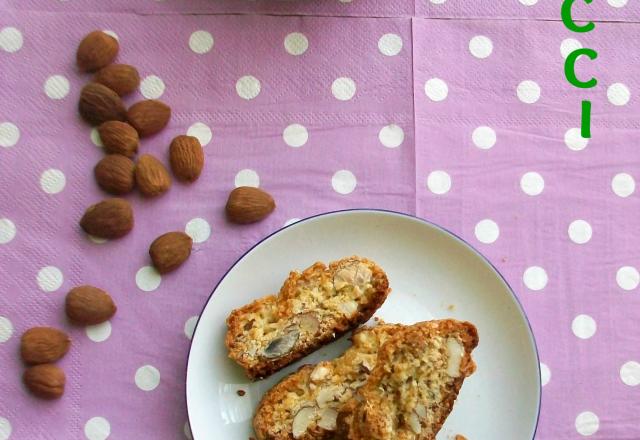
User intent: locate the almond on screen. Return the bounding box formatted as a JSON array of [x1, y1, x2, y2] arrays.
[[20, 327, 71, 365], [65, 285, 117, 325], [225, 186, 276, 224], [76, 30, 119, 72], [127, 100, 171, 137], [136, 154, 171, 197], [94, 64, 140, 96], [149, 231, 193, 274], [97, 121, 139, 157], [94, 154, 135, 195], [80, 198, 134, 239], [79, 82, 127, 126], [169, 135, 204, 183], [23, 364, 66, 399]]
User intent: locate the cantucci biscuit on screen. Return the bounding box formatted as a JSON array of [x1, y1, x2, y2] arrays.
[[336, 320, 479, 440], [253, 324, 404, 440], [225, 256, 391, 380]]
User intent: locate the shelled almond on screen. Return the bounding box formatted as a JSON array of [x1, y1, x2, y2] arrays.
[[79, 82, 127, 125], [169, 135, 204, 183], [23, 364, 66, 399], [94, 154, 136, 195], [226, 187, 276, 224], [97, 121, 139, 157], [20, 327, 71, 365], [127, 100, 171, 137], [65, 285, 117, 325], [94, 64, 140, 96], [76, 30, 119, 72], [149, 231, 193, 274], [136, 154, 171, 197], [80, 198, 134, 239]]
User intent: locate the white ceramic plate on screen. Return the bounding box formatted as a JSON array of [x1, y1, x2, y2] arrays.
[[187, 210, 540, 439]]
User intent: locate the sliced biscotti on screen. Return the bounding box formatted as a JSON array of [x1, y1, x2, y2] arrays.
[[225, 256, 390, 380], [335, 320, 479, 440], [253, 323, 405, 440]]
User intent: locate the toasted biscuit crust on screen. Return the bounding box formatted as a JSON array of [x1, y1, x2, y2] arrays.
[[225, 257, 391, 380], [253, 324, 405, 440], [336, 320, 479, 440]]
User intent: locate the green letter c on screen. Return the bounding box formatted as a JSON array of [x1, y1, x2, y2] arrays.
[[562, 0, 595, 33], [565, 48, 598, 89]]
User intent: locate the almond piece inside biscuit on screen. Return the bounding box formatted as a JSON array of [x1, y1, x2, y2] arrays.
[[263, 328, 299, 359], [292, 406, 317, 439]]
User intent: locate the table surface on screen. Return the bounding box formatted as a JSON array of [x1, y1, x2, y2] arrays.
[[1, 1, 639, 439]]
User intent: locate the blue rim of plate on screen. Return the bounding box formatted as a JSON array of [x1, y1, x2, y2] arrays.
[[185, 208, 541, 439]]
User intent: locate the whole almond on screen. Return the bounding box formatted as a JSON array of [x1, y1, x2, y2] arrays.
[[20, 327, 71, 365], [169, 135, 204, 183], [23, 364, 66, 399], [127, 100, 171, 137], [79, 82, 127, 126], [225, 187, 276, 224], [94, 64, 140, 96], [97, 121, 139, 157], [80, 198, 134, 239], [136, 154, 171, 197], [94, 154, 135, 195], [65, 285, 117, 325], [76, 30, 119, 72], [149, 231, 193, 274]]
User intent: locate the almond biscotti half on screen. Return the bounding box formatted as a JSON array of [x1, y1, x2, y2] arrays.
[[225, 256, 391, 380], [253, 323, 405, 440], [336, 320, 479, 440]]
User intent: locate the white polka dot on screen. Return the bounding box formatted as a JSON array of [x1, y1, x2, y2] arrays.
[[540, 362, 551, 386], [86, 321, 111, 342], [44, 75, 70, 100], [616, 266, 639, 291], [0, 27, 23, 53], [184, 316, 198, 340], [564, 128, 589, 151], [607, 83, 630, 106], [284, 218, 301, 227], [283, 124, 308, 148], [575, 411, 599, 436], [0, 218, 16, 244], [0, 317, 13, 343], [90, 128, 103, 148], [37, 266, 63, 292], [568, 220, 592, 244], [0, 122, 19, 148], [523, 266, 548, 291], [87, 235, 108, 244], [424, 78, 448, 102], [135, 365, 160, 391], [519, 0, 538, 5], [189, 30, 214, 54], [338, 0, 352, 3], [284, 32, 308, 56], [572, 314, 597, 339], [184, 422, 193, 439], [187, 122, 212, 146], [378, 33, 403, 56], [234, 169, 260, 188], [469, 35, 493, 59], [331, 77, 356, 101], [378, 124, 404, 148], [471, 126, 496, 149], [474, 219, 499, 244], [611, 173, 635, 197], [620, 361, 640, 386], [430, 0, 446, 3], [102, 30, 118, 41], [0, 417, 11, 440], [332, 170, 357, 195], [517, 80, 541, 104], [135, 266, 162, 292], [426, 171, 451, 195], [40, 169, 66, 194], [140, 75, 165, 99], [560, 38, 582, 59], [520, 172, 545, 196], [236, 75, 261, 100], [84, 416, 110, 440], [185, 217, 211, 244], [608, 0, 628, 7]]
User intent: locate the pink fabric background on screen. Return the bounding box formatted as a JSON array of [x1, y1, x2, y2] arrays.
[[1, 1, 639, 439]]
